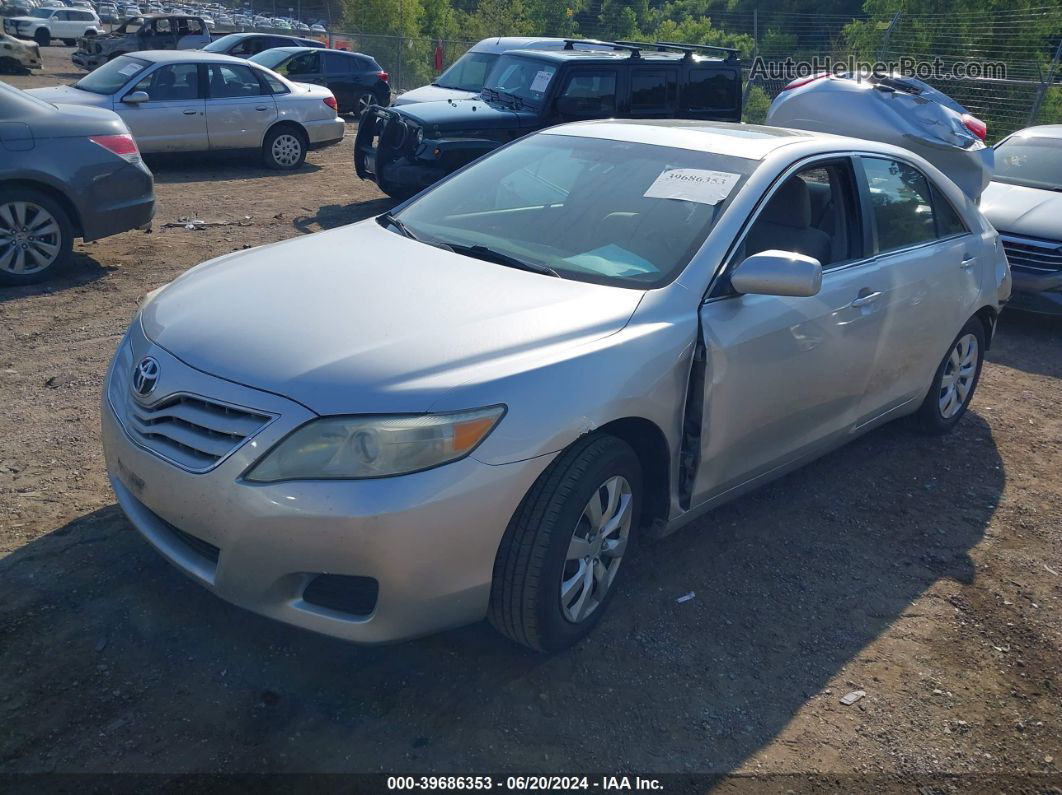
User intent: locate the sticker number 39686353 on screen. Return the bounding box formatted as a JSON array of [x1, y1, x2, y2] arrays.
[[643, 168, 740, 205]]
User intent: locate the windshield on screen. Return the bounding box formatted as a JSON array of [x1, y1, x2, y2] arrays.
[[435, 51, 498, 92], [481, 54, 556, 108], [994, 136, 1062, 191], [203, 33, 243, 52], [74, 55, 150, 94], [394, 133, 756, 288]]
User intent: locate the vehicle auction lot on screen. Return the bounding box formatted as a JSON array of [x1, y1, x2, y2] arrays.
[[1, 48, 1060, 783]]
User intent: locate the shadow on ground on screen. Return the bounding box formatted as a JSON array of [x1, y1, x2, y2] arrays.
[[988, 309, 1062, 379], [0, 252, 114, 303], [292, 199, 396, 233], [0, 414, 1002, 774], [146, 154, 323, 184]]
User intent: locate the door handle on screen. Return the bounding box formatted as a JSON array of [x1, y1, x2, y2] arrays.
[[960, 255, 975, 269], [255, 105, 268, 111], [849, 291, 883, 308], [182, 109, 198, 115]]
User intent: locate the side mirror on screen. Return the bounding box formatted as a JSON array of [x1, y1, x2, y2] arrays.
[[731, 250, 822, 297], [122, 91, 150, 104]]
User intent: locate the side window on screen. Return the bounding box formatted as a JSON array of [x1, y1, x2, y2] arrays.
[[54, 10, 71, 20], [742, 160, 862, 269], [559, 70, 617, 115], [287, 51, 319, 75], [178, 18, 203, 36], [259, 70, 289, 95], [132, 63, 199, 101], [683, 70, 738, 112], [207, 63, 264, 98], [630, 69, 674, 111], [229, 38, 254, 56], [931, 184, 968, 237], [154, 18, 171, 33], [861, 157, 937, 253], [323, 51, 352, 74]]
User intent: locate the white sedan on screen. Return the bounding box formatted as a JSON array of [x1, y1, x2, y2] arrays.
[[27, 50, 344, 169]]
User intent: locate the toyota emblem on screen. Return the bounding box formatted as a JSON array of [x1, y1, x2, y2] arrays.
[[132, 357, 160, 398]]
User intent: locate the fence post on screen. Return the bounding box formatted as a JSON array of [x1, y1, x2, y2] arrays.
[[877, 11, 901, 63], [397, 36, 403, 92], [741, 8, 759, 115], [1027, 38, 1062, 127]]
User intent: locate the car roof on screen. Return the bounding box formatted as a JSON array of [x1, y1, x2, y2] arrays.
[[469, 36, 584, 54], [503, 48, 727, 64], [133, 49, 251, 63], [542, 119, 870, 161], [1005, 124, 1062, 140]]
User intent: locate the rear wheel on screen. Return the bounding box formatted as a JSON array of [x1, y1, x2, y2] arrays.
[[912, 318, 985, 434], [489, 434, 642, 652], [0, 188, 73, 287], [262, 126, 307, 170], [34, 28, 50, 47], [353, 90, 378, 119]]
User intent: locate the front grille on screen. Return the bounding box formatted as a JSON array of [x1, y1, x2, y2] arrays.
[[124, 393, 272, 472], [1001, 235, 1062, 274]]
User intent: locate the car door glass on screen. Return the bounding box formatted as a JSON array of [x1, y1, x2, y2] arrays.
[[323, 51, 352, 74], [286, 51, 319, 76], [260, 71, 289, 94], [208, 63, 264, 98], [683, 69, 737, 112], [154, 17, 171, 33], [861, 157, 937, 253], [132, 63, 199, 101], [630, 69, 674, 112], [931, 185, 968, 237], [560, 71, 617, 115]]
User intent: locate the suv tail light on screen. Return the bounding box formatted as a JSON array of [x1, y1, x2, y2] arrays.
[[377, 70, 389, 82], [781, 72, 830, 91], [962, 113, 987, 141], [322, 95, 338, 111], [89, 133, 140, 163]]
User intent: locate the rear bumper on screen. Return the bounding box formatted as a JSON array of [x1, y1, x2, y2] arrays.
[[79, 159, 155, 241], [1007, 269, 1062, 315], [304, 117, 345, 147]]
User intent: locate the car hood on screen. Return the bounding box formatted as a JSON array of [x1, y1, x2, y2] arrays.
[[141, 220, 643, 415], [25, 85, 111, 108], [981, 180, 1062, 241], [393, 84, 479, 106], [393, 97, 537, 132]]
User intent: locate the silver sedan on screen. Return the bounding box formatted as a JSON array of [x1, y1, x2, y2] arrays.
[[26, 50, 344, 168], [102, 120, 1011, 651]]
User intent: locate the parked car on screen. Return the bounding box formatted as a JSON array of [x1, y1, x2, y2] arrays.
[[3, 6, 101, 46], [249, 46, 388, 117], [102, 119, 1008, 650], [766, 71, 993, 202], [97, 4, 119, 23], [394, 36, 611, 107], [0, 81, 154, 285], [0, 30, 41, 72], [28, 50, 344, 168], [72, 13, 208, 69], [979, 125, 1062, 315], [357, 40, 742, 198], [202, 31, 322, 57], [309, 22, 325, 33]]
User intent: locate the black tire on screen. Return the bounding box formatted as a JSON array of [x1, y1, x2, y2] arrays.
[[262, 125, 307, 170], [912, 317, 986, 435], [0, 57, 27, 75], [0, 187, 74, 287], [34, 28, 50, 47], [489, 434, 642, 652]]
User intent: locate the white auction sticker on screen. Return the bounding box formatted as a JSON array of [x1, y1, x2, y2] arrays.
[[644, 168, 740, 205], [118, 63, 142, 76], [529, 70, 553, 93]]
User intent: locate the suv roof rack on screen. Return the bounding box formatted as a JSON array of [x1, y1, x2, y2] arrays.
[[654, 41, 740, 60], [562, 38, 642, 58]]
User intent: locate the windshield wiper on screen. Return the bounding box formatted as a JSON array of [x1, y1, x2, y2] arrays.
[[446, 243, 560, 277], [379, 211, 419, 241]]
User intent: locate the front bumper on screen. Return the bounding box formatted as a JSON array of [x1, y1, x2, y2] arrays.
[[1007, 269, 1062, 315], [101, 322, 554, 644]]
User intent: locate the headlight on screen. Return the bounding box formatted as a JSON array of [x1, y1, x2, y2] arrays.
[[245, 405, 505, 482]]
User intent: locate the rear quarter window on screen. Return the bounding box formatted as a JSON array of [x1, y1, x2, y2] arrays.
[[683, 69, 738, 111]]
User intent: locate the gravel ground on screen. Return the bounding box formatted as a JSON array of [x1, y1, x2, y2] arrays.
[[1, 48, 1060, 789]]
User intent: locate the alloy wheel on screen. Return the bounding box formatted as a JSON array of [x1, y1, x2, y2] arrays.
[[355, 92, 377, 118], [560, 475, 632, 623], [0, 201, 62, 276], [938, 332, 978, 419], [271, 133, 302, 167]]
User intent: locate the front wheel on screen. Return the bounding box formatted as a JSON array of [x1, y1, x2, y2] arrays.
[[34, 28, 50, 46], [0, 188, 74, 286], [489, 434, 642, 652], [912, 318, 986, 434], [262, 126, 307, 170]]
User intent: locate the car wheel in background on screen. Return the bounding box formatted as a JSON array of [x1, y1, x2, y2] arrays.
[[63, 38, 76, 46], [0, 57, 26, 75], [489, 434, 642, 652], [354, 91, 377, 119], [0, 188, 73, 286], [262, 126, 307, 170], [912, 317, 986, 434], [34, 29, 50, 47]]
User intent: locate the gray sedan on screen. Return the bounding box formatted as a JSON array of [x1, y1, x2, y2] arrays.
[[102, 120, 1010, 650], [26, 50, 344, 168]]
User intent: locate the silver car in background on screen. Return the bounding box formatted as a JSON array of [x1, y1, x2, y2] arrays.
[[102, 120, 1010, 651], [25, 50, 344, 168]]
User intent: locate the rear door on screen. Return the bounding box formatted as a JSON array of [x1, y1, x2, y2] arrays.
[[284, 49, 325, 87], [322, 50, 355, 111], [118, 61, 206, 152], [204, 61, 277, 150], [628, 67, 678, 118]]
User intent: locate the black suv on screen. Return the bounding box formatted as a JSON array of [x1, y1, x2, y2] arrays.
[[355, 40, 742, 198]]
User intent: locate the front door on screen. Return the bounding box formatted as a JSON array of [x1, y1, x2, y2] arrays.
[[118, 62, 206, 152], [692, 158, 886, 504], [204, 62, 277, 150]]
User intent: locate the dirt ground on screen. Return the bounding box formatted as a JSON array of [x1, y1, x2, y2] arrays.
[[1, 48, 1060, 789]]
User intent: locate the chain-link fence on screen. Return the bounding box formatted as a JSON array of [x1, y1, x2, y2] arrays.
[[324, 6, 1061, 140]]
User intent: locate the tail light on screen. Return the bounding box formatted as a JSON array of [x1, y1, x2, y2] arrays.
[[322, 95, 338, 111], [962, 113, 987, 141], [376, 70, 389, 82], [781, 71, 830, 91], [89, 133, 140, 163]]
